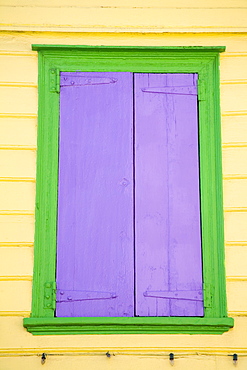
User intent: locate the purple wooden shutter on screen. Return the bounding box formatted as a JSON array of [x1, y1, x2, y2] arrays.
[[56, 72, 134, 317], [134, 73, 203, 316]]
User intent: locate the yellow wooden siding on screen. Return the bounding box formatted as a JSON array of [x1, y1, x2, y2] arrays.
[[1, 354, 247, 370], [2, 0, 247, 6], [0, 54, 37, 83], [0, 247, 33, 277], [224, 180, 247, 208], [0, 118, 37, 147], [0, 182, 35, 212], [222, 116, 247, 144], [0, 27, 247, 369], [223, 148, 247, 176], [226, 246, 247, 277], [0, 281, 32, 312], [1, 4, 247, 33], [0, 215, 34, 243]]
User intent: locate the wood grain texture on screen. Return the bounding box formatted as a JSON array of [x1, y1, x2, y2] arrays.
[[0, 150, 36, 178], [0, 247, 33, 276], [224, 212, 247, 242], [0, 182, 35, 212], [57, 71, 203, 318], [0, 281, 32, 312], [2, 0, 247, 7], [222, 116, 247, 144], [221, 84, 247, 113], [222, 147, 247, 176], [225, 246, 247, 279], [0, 118, 37, 146], [134, 73, 203, 317], [1, 6, 247, 32], [0, 55, 37, 83], [0, 86, 37, 114], [223, 179, 247, 208], [0, 215, 34, 243], [56, 72, 134, 317]]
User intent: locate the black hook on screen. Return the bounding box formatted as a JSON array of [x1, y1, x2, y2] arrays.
[[233, 353, 238, 364], [169, 353, 174, 365], [106, 351, 111, 358], [41, 353, 47, 365]]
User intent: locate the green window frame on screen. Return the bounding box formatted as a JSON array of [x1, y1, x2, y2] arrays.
[[23, 45, 234, 335]]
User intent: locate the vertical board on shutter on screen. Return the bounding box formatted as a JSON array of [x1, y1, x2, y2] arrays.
[[134, 73, 203, 317], [56, 72, 134, 317]]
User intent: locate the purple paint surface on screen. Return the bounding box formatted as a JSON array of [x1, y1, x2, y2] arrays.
[[56, 72, 134, 317], [134, 73, 203, 317], [56, 72, 203, 318]]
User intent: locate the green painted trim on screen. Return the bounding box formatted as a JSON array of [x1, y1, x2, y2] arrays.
[[32, 45, 226, 52], [24, 317, 233, 335], [31, 52, 60, 318], [26, 45, 233, 334]]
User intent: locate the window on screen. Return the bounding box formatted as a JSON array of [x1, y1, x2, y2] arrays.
[[24, 45, 233, 334]]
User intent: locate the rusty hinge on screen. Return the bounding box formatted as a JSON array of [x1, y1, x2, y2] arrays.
[[198, 79, 206, 101], [49, 68, 60, 93], [44, 282, 56, 310], [203, 283, 212, 308]]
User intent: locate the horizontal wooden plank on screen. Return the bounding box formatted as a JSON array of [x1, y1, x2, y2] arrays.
[[222, 147, 247, 176], [1, 33, 247, 53], [0, 55, 37, 84], [221, 56, 247, 81], [224, 212, 247, 242], [225, 246, 247, 279], [0, 215, 34, 243], [0, 281, 31, 311], [0, 117, 36, 147], [0, 243, 33, 248], [1, 7, 247, 32], [223, 179, 247, 208], [0, 182, 35, 212], [222, 115, 247, 145], [0, 248, 33, 277], [0, 86, 37, 115], [221, 84, 247, 114], [2, 354, 247, 370], [227, 281, 247, 313], [0, 150, 36, 178], [2, 0, 247, 7]]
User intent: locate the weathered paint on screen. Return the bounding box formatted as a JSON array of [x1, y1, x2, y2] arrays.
[[1, 1, 247, 33], [56, 72, 203, 318], [1, 3, 247, 367], [57, 72, 134, 317], [134, 73, 203, 317]]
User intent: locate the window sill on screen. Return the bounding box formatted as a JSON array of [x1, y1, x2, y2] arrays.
[[23, 317, 234, 335]]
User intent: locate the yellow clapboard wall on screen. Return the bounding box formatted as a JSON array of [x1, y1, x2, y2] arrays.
[[0, 1, 247, 368], [1, 0, 247, 33]]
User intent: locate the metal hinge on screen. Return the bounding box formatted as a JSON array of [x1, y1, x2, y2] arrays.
[[144, 290, 203, 302], [142, 86, 197, 95], [49, 68, 60, 93], [56, 289, 117, 302], [203, 283, 212, 308], [198, 79, 206, 101], [44, 282, 56, 310], [60, 75, 117, 87]]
